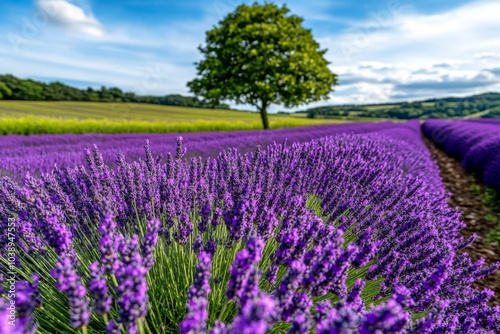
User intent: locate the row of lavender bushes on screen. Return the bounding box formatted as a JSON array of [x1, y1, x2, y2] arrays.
[[422, 119, 500, 192], [0, 122, 421, 180], [0, 122, 498, 333]]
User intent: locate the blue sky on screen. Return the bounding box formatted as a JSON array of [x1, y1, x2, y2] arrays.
[[0, 0, 499, 112]]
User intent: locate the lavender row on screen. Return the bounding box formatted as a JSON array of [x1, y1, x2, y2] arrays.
[[1, 121, 498, 333], [1, 121, 421, 179], [422, 119, 500, 192]]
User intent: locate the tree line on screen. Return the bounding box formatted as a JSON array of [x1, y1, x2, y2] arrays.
[[303, 92, 500, 119], [0, 74, 230, 109]]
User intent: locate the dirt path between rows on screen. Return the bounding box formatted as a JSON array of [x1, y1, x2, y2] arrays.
[[424, 137, 500, 306]]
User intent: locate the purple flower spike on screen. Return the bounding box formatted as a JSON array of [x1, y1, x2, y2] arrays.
[[346, 278, 366, 312], [192, 234, 204, 254], [98, 213, 120, 274], [180, 252, 212, 334], [210, 320, 227, 334], [142, 218, 161, 270], [106, 320, 121, 334], [228, 295, 276, 334], [226, 237, 264, 306], [51, 255, 90, 329], [287, 312, 311, 334], [114, 235, 149, 333], [89, 262, 112, 316], [359, 299, 410, 334], [316, 305, 358, 334], [9, 274, 43, 334], [206, 237, 217, 256], [275, 260, 311, 322]]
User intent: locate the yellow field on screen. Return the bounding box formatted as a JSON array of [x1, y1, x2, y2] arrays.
[[0, 101, 343, 134]]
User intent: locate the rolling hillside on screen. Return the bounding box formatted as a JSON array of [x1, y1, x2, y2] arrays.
[[0, 101, 344, 135], [0, 101, 258, 122], [298, 92, 500, 120]]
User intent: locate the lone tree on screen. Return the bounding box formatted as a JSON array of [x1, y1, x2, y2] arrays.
[[187, 2, 338, 129]]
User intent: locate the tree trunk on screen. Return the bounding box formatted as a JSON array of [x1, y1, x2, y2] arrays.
[[259, 104, 270, 130]]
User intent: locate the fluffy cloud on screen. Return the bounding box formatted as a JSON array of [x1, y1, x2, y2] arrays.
[[315, 0, 500, 105], [36, 0, 104, 37]]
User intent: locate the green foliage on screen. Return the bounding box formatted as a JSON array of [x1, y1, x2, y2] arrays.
[[303, 92, 500, 120], [12, 80, 44, 100], [471, 185, 500, 247], [188, 2, 338, 129], [0, 74, 230, 109], [488, 223, 500, 248], [0, 82, 12, 99], [484, 189, 500, 247]]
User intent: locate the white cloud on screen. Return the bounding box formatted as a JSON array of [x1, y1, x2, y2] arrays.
[[36, 0, 104, 37], [0, 0, 206, 95], [309, 0, 500, 105]]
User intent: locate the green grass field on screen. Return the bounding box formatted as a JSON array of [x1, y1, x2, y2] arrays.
[[0, 101, 345, 135], [464, 109, 493, 119], [0, 101, 269, 121]]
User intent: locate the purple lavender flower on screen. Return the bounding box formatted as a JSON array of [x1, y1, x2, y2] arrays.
[[275, 260, 311, 321], [359, 299, 410, 334], [98, 213, 120, 273], [352, 228, 381, 269], [42, 210, 73, 255], [302, 230, 358, 298], [346, 279, 365, 312], [210, 320, 227, 334], [287, 312, 311, 334], [88, 262, 112, 316], [192, 234, 204, 254], [142, 218, 160, 269], [228, 295, 276, 334], [8, 274, 42, 334], [205, 237, 217, 256], [180, 252, 212, 334], [51, 255, 90, 328], [114, 235, 149, 334], [316, 305, 358, 334], [106, 320, 121, 334], [226, 237, 264, 306], [198, 204, 212, 233], [256, 207, 279, 240]]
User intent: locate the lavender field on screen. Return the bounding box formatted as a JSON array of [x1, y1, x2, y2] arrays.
[[1, 121, 499, 333]]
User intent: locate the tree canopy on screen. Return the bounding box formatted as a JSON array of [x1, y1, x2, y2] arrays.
[[0, 82, 12, 100], [188, 2, 338, 129]]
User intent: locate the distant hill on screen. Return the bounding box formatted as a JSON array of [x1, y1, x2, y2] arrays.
[[2, 74, 499, 120], [297, 92, 500, 120], [0, 74, 230, 110]]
